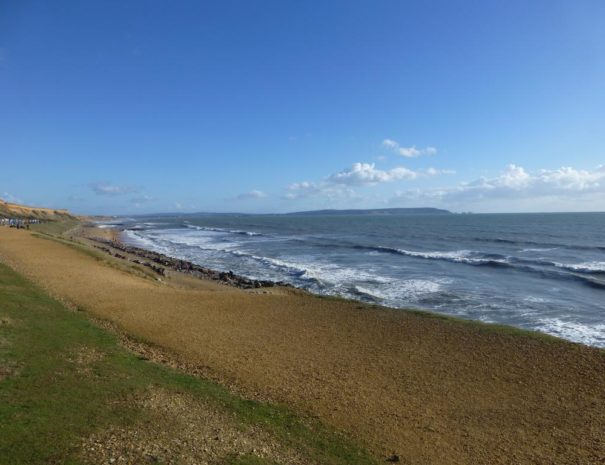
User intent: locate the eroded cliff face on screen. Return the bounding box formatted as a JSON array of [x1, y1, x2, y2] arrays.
[[0, 199, 78, 220]]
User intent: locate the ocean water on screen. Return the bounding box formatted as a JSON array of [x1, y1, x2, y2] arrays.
[[110, 212, 605, 348]]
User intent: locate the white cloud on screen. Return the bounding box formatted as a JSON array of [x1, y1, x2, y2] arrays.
[[284, 181, 356, 201], [283, 182, 317, 199], [455, 164, 604, 196], [328, 163, 419, 185], [390, 164, 605, 212], [537, 165, 605, 190], [382, 139, 438, 158], [1, 192, 22, 204], [90, 182, 138, 196], [382, 138, 399, 149], [398, 146, 422, 157], [236, 189, 267, 200], [287, 181, 319, 194], [283, 161, 450, 201], [426, 167, 456, 176], [482, 164, 531, 189]]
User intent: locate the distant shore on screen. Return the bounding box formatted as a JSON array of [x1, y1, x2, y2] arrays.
[[1, 222, 604, 464]]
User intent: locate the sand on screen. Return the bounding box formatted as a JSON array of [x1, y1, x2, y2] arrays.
[[0, 226, 604, 464]]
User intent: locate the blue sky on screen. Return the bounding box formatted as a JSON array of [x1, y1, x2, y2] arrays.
[[1, 0, 604, 214]]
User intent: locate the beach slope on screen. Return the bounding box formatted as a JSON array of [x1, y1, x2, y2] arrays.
[[0, 226, 604, 464]]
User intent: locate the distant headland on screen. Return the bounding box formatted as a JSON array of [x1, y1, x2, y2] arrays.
[[286, 207, 452, 216]]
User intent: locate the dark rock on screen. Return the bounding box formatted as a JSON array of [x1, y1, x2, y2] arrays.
[[88, 236, 285, 290]]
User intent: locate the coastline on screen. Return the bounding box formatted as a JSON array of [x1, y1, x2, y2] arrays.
[[86, 229, 293, 290], [87, 223, 597, 348], [101, 224, 605, 349], [106, 215, 605, 349], [1, 222, 604, 464]]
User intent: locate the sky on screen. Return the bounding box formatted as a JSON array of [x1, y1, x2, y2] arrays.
[[1, 0, 604, 215]]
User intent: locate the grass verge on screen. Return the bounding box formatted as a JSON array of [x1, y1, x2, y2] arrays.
[[0, 262, 377, 465], [29, 219, 80, 236]]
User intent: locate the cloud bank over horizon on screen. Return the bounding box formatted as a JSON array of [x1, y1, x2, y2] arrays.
[[234, 189, 267, 200], [4, 156, 604, 215], [388, 164, 605, 213], [273, 160, 604, 213]]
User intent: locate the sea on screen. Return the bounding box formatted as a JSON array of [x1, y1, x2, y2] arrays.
[[104, 212, 605, 348]]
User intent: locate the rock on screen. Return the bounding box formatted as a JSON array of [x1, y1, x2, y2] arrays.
[[89, 236, 284, 290]]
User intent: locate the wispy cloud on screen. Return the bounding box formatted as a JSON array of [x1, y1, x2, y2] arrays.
[[382, 138, 399, 150], [1, 192, 22, 204], [172, 201, 197, 211], [284, 181, 356, 201], [89, 182, 139, 196], [382, 139, 437, 158], [235, 189, 267, 200], [130, 195, 154, 208], [130, 195, 153, 203], [426, 167, 456, 176]]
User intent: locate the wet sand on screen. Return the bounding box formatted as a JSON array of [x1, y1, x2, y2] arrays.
[[0, 226, 604, 464]]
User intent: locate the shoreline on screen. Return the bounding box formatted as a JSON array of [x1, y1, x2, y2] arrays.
[[99, 224, 604, 348], [87, 227, 568, 342], [82, 223, 601, 352], [1, 223, 605, 463], [86, 226, 572, 344], [87, 230, 293, 290]]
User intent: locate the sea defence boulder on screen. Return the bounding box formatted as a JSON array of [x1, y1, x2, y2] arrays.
[[89, 236, 290, 290]]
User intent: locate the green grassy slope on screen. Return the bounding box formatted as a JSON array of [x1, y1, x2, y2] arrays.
[[0, 262, 377, 465]]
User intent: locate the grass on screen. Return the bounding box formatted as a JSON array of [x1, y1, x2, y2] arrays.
[[29, 219, 80, 236], [30, 229, 162, 282], [0, 262, 378, 465]]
